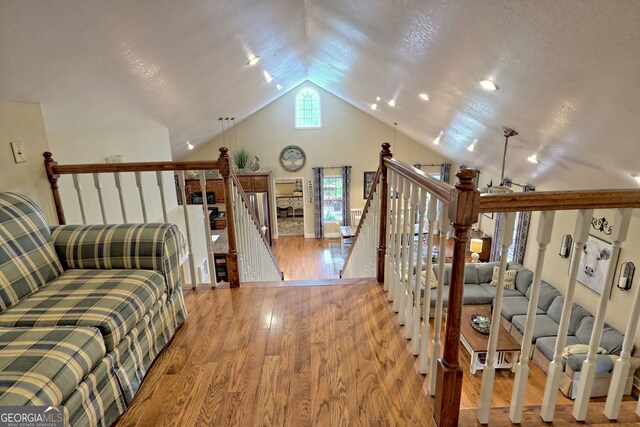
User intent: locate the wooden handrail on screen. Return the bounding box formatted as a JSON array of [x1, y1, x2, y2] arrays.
[[339, 168, 382, 277], [230, 173, 284, 280], [49, 159, 219, 174], [480, 188, 640, 212], [383, 157, 453, 202]]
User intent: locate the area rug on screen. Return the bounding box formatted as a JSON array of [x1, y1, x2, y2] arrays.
[[329, 242, 347, 274], [277, 217, 304, 235]]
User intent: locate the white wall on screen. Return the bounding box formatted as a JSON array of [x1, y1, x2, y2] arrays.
[[0, 102, 56, 221], [181, 81, 456, 236]]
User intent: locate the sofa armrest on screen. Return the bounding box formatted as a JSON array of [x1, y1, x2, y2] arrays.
[[51, 223, 186, 295]]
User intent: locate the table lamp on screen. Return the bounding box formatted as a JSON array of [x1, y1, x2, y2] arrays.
[[470, 238, 484, 263]]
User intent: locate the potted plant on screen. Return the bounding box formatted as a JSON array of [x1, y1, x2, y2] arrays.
[[233, 148, 250, 172]]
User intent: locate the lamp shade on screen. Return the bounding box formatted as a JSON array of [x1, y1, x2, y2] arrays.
[[470, 238, 484, 254]]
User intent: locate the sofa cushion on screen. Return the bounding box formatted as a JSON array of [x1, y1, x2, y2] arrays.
[[512, 314, 561, 342], [0, 269, 165, 351], [477, 262, 500, 284], [499, 295, 544, 321], [507, 263, 535, 295], [526, 281, 561, 312], [433, 263, 480, 285], [545, 297, 592, 335], [535, 335, 582, 361], [0, 326, 105, 406], [479, 283, 523, 300], [0, 193, 64, 311], [462, 284, 493, 305], [576, 317, 625, 355], [565, 353, 615, 373]]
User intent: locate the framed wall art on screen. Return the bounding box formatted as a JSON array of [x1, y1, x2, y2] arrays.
[[364, 171, 376, 199], [572, 234, 618, 296]]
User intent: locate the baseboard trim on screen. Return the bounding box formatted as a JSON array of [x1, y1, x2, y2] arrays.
[[303, 233, 340, 238]]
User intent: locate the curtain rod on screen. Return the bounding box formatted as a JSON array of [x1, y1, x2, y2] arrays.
[[414, 163, 445, 167], [317, 166, 347, 170]]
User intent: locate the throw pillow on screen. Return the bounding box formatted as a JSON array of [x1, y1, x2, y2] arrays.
[[562, 344, 607, 358], [420, 269, 439, 289], [490, 266, 517, 290]]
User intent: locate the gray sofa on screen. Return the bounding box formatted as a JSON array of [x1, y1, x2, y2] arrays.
[[429, 261, 638, 398]]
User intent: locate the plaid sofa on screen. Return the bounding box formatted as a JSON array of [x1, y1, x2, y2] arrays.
[[0, 192, 188, 426]]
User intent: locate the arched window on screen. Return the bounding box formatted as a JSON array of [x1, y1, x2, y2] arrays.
[[295, 87, 322, 129]]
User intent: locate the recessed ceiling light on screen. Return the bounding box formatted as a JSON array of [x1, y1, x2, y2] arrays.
[[247, 56, 260, 66], [631, 174, 640, 184], [370, 103, 378, 110], [376, 96, 381, 102], [186, 141, 194, 150], [276, 84, 282, 90], [433, 130, 444, 145], [467, 138, 477, 152], [419, 93, 430, 101], [263, 71, 273, 83], [527, 154, 540, 164], [388, 99, 396, 107], [480, 79, 499, 91]]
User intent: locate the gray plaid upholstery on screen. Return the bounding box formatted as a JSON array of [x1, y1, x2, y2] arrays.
[[0, 326, 105, 406], [0, 269, 165, 351], [51, 223, 184, 295], [0, 193, 64, 311]]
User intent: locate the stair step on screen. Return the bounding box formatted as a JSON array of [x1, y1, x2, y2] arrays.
[[240, 277, 377, 288]]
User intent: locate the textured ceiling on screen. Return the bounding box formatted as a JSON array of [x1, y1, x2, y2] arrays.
[[1, 1, 640, 190]]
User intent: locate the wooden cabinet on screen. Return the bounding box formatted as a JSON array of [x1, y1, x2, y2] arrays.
[[211, 180, 225, 203], [251, 175, 269, 192]]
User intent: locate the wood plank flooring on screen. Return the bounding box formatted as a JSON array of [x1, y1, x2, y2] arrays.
[[116, 283, 435, 426], [271, 236, 338, 281]]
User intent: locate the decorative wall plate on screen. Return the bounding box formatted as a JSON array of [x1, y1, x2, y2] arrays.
[[279, 145, 306, 172]]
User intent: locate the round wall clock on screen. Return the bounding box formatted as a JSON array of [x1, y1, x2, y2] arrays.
[[279, 145, 306, 172]]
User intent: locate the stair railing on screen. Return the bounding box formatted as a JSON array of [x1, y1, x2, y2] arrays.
[[44, 146, 283, 288], [229, 170, 283, 282]]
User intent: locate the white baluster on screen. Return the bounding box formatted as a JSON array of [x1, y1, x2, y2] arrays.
[[404, 183, 419, 338], [541, 209, 593, 422], [135, 171, 148, 222], [573, 208, 631, 420], [396, 177, 410, 323], [384, 171, 395, 291], [478, 212, 516, 424], [93, 173, 108, 224], [429, 201, 449, 393], [411, 187, 428, 354], [200, 173, 217, 288], [418, 194, 437, 366], [156, 171, 169, 222], [113, 172, 128, 223], [72, 174, 87, 224], [509, 211, 555, 423], [605, 263, 640, 419], [177, 171, 199, 289], [391, 175, 404, 306]]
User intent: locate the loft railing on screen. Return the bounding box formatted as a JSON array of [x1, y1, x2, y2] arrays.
[[43, 147, 283, 288], [341, 143, 640, 426], [230, 173, 283, 282]]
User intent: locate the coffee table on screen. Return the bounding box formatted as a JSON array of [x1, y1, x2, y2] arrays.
[[459, 305, 520, 374]]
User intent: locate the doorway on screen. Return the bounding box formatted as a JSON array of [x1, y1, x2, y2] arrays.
[[273, 177, 305, 237]]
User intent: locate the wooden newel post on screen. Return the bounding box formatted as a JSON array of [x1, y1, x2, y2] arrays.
[[43, 152, 66, 225], [435, 168, 479, 426], [376, 143, 392, 283], [218, 147, 240, 288]]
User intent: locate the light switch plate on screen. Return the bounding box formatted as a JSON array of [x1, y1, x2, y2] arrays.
[[10, 141, 26, 163]]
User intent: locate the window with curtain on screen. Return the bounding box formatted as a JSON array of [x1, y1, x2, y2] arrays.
[[322, 176, 343, 222], [295, 87, 322, 129]]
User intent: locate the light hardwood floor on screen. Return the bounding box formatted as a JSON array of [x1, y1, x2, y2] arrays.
[[116, 282, 435, 426], [116, 237, 639, 426], [271, 236, 340, 281]]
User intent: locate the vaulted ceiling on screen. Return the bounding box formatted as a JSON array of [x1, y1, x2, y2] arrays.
[[2, 1, 639, 190]]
